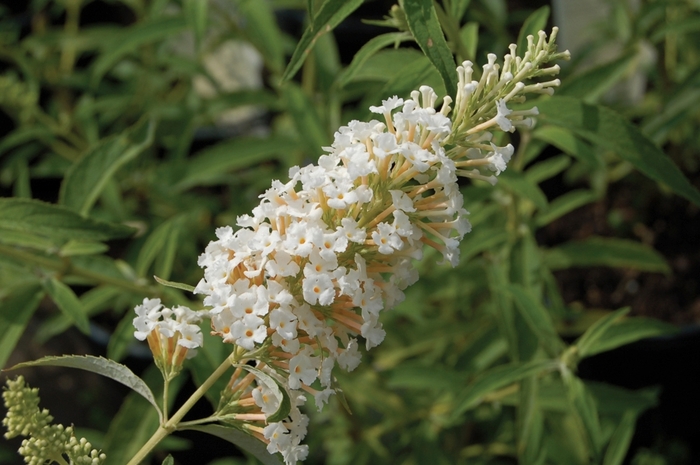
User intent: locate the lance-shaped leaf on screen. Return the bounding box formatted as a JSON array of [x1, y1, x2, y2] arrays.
[[182, 425, 283, 465], [542, 236, 670, 273], [558, 53, 637, 103], [575, 307, 630, 359], [535, 190, 599, 227], [238, 0, 285, 73], [452, 359, 556, 419], [91, 17, 188, 84], [565, 374, 603, 456], [281, 0, 364, 82], [0, 284, 44, 369], [42, 278, 90, 334], [516, 6, 550, 56], [0, 198, 134, 242], [59, 118, 155, 216], [175, 136, 296, 191], [536, 96, 700, 207], [338, 32, 412, 87], [508, 284, 565, 357], [5, 355, 162, 420], [577, 313, 677, 359], [401, 0, 457, 97], [602, 410, 637, 465], [235, 363, 292, 423]]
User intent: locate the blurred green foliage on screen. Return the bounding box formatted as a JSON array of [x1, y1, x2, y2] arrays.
[[1, 0, 699, 464]]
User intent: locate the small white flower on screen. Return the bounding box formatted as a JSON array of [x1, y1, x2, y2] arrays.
[[372, 222, 403, 254], [302, 273, 335, 306]]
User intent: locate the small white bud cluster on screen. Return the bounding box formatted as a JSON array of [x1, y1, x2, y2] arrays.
[[3, 376, 106, 465]]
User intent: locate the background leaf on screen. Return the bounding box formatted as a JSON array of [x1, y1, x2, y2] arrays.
[[537, 96, 700, 207], [0, 284, 44, 369], [42, 277, 90, 334], [281, 0, 364, 82], [401, 0, 457, 97], [59, 118, 155, 216], [0, 198, 134, 242], [542, 237, 671, 273]]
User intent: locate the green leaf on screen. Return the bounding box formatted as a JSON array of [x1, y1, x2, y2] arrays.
[[235, 364, 292, 423], [498, 170, 549, 210], [153, 275, 195, 293], [542, 237, 670, 273], [516, 6, 550, 56], [460, 229, 508, 261], [338, 32, 412, 87], [91, 17, 188, 84], [650, 16, 700, 43], [0, 228, 57, 251], [534, 189, 599, 227], [508, 284, 564, 357], [5, 355, 162, 420], [575, 307, 630, 359], [517, 376, 545, 464], [184, 0, 207, 49], [533, 126, 603, 169], [42, 278, 90, 334], [565, 374, 603, 456], [371, 55, 439, 103], [602, 410, 637, 465], [401, 0, 457, 97], [183, 425, 283, 465], [154, 221, 180, 281], [452, 359, 556, 418], [161, 455, 175, 465], [387, 363, 467, 390], [283, 83, 328, 159], [35, 286, 122, 344], [238, 0, 285, 73], [579, 316, 677, 358], [59, 118, 155, 216], [642, 68, 700, 143], [107, 310, 140, 362], [449, 0, 472, 21], [536, 96, 700, 207], [558, 53, 636, 103], [175, 136, 295, 191], [59, 240, 109, 256], [459, 22, 478, 62], [0, 198, 135, 242], [136, 216, 180, 278], [0, 284, 44, 369], [587, 382, 659, 416], [525, 154, 572, 184], [281, 0, 364, 82]]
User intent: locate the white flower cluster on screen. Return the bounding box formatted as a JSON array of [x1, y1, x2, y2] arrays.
[[133, 298, 204, 360], [133, 28, 568, 465]]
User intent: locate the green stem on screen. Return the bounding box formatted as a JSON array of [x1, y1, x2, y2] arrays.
[[162, 377, 170, 422], [126, 357, 233, 465], [0, 244, 156, 296], [52, 454, 70, 465]]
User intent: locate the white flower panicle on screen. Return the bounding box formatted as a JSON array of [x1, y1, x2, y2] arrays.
[[133, 29, 568, 465]]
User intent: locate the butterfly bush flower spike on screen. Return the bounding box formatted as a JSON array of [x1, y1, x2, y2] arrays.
[[132, 29, 568, 465]]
